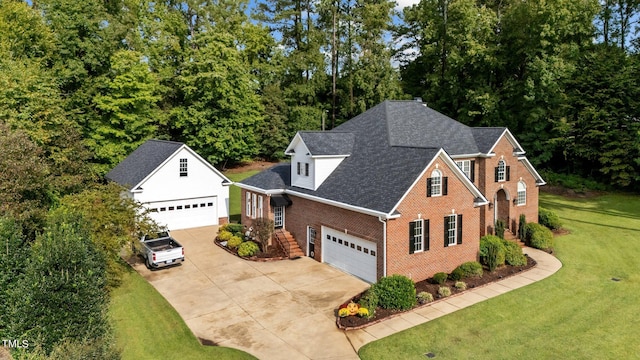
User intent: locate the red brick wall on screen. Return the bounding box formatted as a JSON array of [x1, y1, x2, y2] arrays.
[[284, 195, 385, 278], [386, 155, 481, 282], [478, 137, 540, 236]]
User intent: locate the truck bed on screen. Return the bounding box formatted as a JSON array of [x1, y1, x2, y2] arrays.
[[144, 238, 180, 251]]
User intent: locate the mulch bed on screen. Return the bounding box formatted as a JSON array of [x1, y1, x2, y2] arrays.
[[214, 239, 289, 261], [337, 255, 536, 329]]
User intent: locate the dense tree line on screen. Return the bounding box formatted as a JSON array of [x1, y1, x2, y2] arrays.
[[2, 0, 639, 187]]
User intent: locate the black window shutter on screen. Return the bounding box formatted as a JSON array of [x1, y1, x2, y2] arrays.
[[443, 177, 448, 196], [426, 178, 432, 197], [470, 160, 476, 182], [409, 221, 416, 254], [297, 162, 301, 175], [443, 216, 449, 247], [506, 166, 511, 181], [457, 214, 463, 245], [494, 167, 499, 182], [425, 220, 430, 251]]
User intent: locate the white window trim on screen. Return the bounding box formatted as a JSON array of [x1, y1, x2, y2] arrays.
[[517, 181, 526, 206], [245, 192, 251, 217], [179, 158, 188, 177], [497, 160, 506, 182], [413, 219, 424, 253], [447, 214, 457, 246], [431, 169, 442, 197], [251, 193, 257, 219], [258, 195, 264, 217], [456, 160, 471, 179]]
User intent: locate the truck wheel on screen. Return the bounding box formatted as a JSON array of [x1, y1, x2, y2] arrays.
[[145, 258, 152, 270]]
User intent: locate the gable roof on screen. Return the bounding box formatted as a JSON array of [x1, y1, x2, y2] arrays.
[[241, 101, 490, 216], [296, 131, 355, 156], [106, 139, 230, 190]]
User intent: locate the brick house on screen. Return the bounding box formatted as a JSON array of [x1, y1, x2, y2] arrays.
[[237, 100, 545, 283]]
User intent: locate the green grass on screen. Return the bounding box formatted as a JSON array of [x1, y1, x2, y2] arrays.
[[109, 268, 256, 360], [360, 193, 640, 359], [225, 170, 260, 223]]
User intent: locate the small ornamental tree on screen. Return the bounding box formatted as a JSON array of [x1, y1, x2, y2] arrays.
[[253, 217, 274, 252]]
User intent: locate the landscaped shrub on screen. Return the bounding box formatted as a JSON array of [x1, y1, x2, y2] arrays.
[[432, 272, 448, 285], [227, 235, 243, 249], [502, 239, 527, 266], [358, 288, 378, 317], [438, 286, 451, 297], [495, 219, 506, 239], [417, 291, 434, 304], [479, 235, 506, 272], [237, 241, 260, 257], [217, 230, 233, 242], [220, 223, 244, 236], [455, 261, 484, 279], [454, 281, 467, 290], [372, 275, 417, 310], [539, 207, 562, 230], [524, 223, 554, 251], [518, 214, 527, 242], [449, 267, 464, 281]]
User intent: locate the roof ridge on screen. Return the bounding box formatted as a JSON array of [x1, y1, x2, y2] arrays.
[[147, 139, 184, 145]]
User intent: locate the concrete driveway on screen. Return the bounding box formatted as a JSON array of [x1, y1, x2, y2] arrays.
[[131, 226, 370, 359]]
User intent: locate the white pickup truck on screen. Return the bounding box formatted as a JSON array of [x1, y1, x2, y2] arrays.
[[138, 229, 184, 269]]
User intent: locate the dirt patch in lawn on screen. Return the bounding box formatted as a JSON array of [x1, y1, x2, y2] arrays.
[[337, 255, 536, 330], [223, 160, 281, 173]]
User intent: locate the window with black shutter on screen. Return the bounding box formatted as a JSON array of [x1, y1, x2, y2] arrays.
[[457, 214, 463, 245]]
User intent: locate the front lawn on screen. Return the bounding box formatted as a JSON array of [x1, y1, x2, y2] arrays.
[[360, 193, 640, 359], [109, 268, 256, 360]]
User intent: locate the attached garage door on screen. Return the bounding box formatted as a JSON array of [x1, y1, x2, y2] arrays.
[[322, 226, 377, 283], [146, 196, 218, 230]]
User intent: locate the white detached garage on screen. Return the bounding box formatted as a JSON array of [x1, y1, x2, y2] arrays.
[[106, 140, 231, 230]]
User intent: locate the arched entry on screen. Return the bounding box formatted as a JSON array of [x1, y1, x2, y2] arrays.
[[494, 189, 511, 230]]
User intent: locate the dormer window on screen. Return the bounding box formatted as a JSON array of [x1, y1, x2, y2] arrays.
[[297, 162, 310, 176], [179, 158, 188, 177]]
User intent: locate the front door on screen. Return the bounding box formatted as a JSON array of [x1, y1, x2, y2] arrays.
[[274, 206, 284, 229], [307, 226, 316, 258], [495, 189, 510, 229]]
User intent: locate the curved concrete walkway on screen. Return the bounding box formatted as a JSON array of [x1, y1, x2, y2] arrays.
[[344, 247, 562, 352], [130, 227, 561, 359]]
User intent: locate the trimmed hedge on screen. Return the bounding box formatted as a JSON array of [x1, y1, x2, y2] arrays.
[[479, 235, 506, 272], [217, 230, 233, 242], [539, 207, 562, 230], [502, 239, 527, 266], [372, 275, 416, 310], [525, 223, 554, 250], [432, 272, 448, 285], [454, 261, 483, 279]]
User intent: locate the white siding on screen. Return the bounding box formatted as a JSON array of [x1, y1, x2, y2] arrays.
[[131, 147, 229, 229], [290, 142, 314, 190], [314, 157, 346, 189]]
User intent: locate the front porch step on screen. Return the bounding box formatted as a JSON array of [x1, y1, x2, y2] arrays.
[[274, 229, 305, 259], [503, 231, 526, 248]]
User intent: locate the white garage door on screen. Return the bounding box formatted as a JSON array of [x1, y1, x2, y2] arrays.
[[146, 196, 218, 230], [322, 226, 377, 283]]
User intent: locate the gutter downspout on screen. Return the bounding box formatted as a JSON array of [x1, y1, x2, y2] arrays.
[[378, 216, 387, 278]]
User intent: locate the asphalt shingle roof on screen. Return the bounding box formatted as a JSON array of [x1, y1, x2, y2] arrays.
[[298, 131, 355, 156], [105, 140, 183, 190], [241, 100, 503, 214]]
